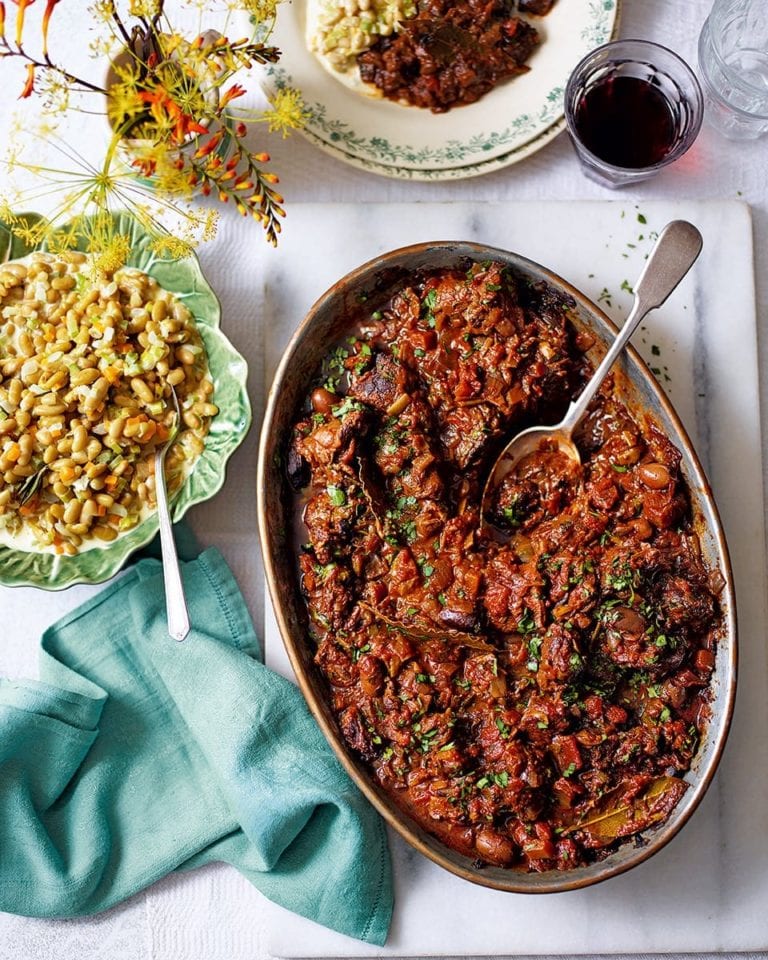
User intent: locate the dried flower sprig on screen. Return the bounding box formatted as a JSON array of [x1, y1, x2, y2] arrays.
[[0, 0, 305, 258]]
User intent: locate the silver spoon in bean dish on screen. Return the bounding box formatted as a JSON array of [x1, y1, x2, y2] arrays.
[[155, 385, 190, 642], [481, 220, 703, 535]]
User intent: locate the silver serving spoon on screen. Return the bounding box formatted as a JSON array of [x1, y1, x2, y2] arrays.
[[481, 220, 703, 529], [154, 385, 190, 642]]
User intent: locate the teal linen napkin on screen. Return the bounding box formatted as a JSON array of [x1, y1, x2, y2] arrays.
[[0, 548, 392, 945]]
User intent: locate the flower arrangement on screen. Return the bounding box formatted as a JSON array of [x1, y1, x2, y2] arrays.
[[0, 0, 306, 263]]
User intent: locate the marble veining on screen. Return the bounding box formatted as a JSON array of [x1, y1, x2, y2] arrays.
[[260, 201, 768, 958]]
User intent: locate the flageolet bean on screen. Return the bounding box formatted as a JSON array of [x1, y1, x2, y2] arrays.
[[63, 500, 82, 524], [71, 367, 100, 387], [131, 377, 155, 404], [176, 346, 196, 366], [166, 367, 185, 387], [33, 403, 67, 417], [93, 525, 117, 542], [18, 331, 34, 357], [72, 425, 88, 453], [86, 438, 102, 461]]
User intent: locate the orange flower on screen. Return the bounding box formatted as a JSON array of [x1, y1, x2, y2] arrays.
[[219, 84, 246, 108], [0, 3, 6, 40], [12, 0, 35, 46], [137, 88, 209, 145], [19, 62, 35, 98], [41, 0, 62, 55]]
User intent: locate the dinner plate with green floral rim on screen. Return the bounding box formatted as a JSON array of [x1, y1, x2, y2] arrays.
[[0, 211, 251, 590], [259, 0, 619, 180]]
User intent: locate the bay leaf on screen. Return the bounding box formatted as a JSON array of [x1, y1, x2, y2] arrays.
[[563, 776, 688, 845]]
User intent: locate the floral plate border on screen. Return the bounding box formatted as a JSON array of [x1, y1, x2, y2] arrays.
[[260, 0, 621, 180]]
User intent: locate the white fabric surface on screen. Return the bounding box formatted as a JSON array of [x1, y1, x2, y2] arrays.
[[0, 0, 767, 958]]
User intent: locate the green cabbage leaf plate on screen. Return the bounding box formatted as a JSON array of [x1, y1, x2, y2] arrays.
[[0, 211, 251, 589]]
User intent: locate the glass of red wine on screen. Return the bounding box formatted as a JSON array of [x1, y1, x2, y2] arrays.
[[565, 39, 704, 188]]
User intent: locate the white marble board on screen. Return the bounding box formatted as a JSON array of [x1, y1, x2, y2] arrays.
[[260, 201, 768, 957]]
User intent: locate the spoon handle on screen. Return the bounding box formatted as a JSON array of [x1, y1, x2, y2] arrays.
[[155, 448, 191, 643], [560, 220, 703, 436]]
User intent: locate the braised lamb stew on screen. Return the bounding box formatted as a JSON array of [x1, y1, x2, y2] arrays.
[[287, 261, 723, 872]]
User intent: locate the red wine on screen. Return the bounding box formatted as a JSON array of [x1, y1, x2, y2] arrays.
[[573, 75, 677, 169]]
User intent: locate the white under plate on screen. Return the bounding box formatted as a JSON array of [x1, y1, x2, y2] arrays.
[[259, 0, 619, 179]]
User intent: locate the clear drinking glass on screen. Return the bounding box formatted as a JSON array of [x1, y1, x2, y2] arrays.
[[564, 40, 704, 189], [698, 0, 768, 140]]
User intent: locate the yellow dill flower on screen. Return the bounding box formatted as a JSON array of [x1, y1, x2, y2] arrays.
[[150, 234, 194, 259], [152, 155, 196, 199], [201, 208, 219, 243], [90, 1, 116, 25], [37, 73, 72, 116], [90, 35, 115, 59], [91, 233, 132, 273], [261, 88, 308, 138], [237, 0, 280, 20], [0, 201, 20, 226], [46, 228, 80, 253], [129, 0, 162, 17], [12, 217, 49, 247]]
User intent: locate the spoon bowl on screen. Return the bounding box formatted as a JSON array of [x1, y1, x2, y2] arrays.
[[481, 220, 703, 531]]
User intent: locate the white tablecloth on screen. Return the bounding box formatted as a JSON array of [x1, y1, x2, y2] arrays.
[[1, 0, 767, 958]]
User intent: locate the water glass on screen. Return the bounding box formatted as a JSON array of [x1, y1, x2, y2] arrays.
[[564, 40, 704, 189], [698, 0, 768, 139]]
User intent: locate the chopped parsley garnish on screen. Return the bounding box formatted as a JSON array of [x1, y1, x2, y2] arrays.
[[327, 485, 346, 507], [526, 636, 543, 672], [502, 502, 522, 527], [477, 771, 509, 790], [422, 289, 437, 328], [331, 397, 364, 418], [495, 716, 511, 739], [562, 762, 577, 778], [417, 557, 435, 578], [517, 610, 536, 634]]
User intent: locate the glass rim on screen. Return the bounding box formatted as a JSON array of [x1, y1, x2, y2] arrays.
[[564, 38, 704, 176]]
